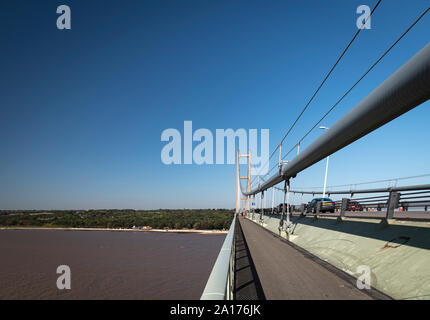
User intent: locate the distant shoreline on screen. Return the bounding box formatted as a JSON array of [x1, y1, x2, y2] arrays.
[[0, 226, 228, 234]]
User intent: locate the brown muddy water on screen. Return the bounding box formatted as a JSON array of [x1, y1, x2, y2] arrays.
[[0, 229, 225, 299]]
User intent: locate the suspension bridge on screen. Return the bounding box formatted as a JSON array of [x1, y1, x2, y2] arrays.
[[201, 5, 430, 300]]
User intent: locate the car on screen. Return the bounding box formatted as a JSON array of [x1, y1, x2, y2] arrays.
[[275, 203, 292, 214], [348, 201, 363, 211], [306, 198, 335, 213]]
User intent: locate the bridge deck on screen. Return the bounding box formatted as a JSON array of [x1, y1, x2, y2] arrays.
[[236, 216, 379, 300]]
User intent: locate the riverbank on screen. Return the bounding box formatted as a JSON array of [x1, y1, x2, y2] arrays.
[[0, 226, 228, 234]]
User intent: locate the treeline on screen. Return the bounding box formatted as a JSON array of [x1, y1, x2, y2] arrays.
[[0, 209, 234, 230]]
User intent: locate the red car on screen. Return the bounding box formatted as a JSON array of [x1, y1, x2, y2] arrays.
[[348, 201, 363, 211], [276, 203, 292, 213]]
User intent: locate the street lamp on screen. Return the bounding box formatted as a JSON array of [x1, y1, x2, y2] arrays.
[[319, 126, 330, 198]]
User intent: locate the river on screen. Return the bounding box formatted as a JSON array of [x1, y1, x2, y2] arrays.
[[0, 229, 225, 299]]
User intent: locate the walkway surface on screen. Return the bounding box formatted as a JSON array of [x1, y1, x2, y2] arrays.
[[237, 216, 374, 300], [233, 216, 265, 300]]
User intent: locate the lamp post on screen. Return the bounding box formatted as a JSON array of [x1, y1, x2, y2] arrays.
[[319, 126, 330, 198]]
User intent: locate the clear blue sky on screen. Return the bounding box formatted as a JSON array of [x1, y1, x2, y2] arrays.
[[0, 0, 429, 210]]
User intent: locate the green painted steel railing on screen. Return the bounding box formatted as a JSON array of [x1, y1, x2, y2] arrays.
[[201, 214, 236, 300]]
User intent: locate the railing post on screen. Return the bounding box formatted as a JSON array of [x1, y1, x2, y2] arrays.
[[300, 203, 305, 216], [286, 180, 291, 227], [271, 187, 275, 216], [386, 191, 400, 219], [279, 180, 288, 232], [252, 195, 255, 220], [340, 198, 349, 218], [260, 191, 264, 223], [316, 201, 321, 215]]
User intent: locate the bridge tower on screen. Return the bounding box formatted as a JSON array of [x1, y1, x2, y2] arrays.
[[235, 149, 251, 213]]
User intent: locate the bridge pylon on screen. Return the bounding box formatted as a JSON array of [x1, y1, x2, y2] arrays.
[[236, 149, 251, 213]]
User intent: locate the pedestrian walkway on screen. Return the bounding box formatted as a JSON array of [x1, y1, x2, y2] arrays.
[[237, 216, 375, 299]]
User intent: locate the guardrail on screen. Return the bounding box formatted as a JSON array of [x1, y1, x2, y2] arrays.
[[261, 183, 430, 220], [201, 214, 236, 300], [288, 184, 430, 195]]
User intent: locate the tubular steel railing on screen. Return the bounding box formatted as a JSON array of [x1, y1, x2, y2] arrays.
[[241, 43, 430, 197]]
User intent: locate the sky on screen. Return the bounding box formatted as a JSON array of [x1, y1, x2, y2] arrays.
[[0, 0, 429, 210]]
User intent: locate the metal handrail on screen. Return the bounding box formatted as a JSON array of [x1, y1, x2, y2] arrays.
[[201, 214, 236, 300], [262, 183, 430, 220], [241, 43, 430, 197]]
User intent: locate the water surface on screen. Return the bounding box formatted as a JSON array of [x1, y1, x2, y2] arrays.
[[0, 229, 224, 299]]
